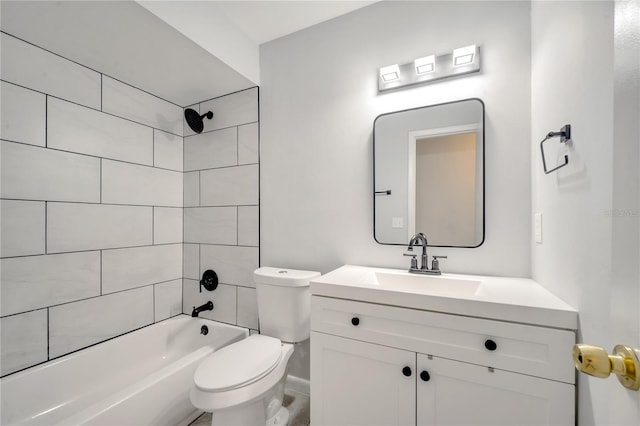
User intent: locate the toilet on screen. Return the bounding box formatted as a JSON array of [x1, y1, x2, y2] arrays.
[[190, 267, 320, 426]]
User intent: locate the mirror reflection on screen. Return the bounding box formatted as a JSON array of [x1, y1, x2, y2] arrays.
[[373, 99, 484, 247]]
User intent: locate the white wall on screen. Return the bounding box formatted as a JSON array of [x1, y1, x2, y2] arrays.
[[259, 1, 532, 277], [531, 0, 640, 423]]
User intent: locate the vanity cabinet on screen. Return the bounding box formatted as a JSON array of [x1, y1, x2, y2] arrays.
[[310, 295, 576, 426], [311, 332, 416, 426], [416, 355, 573, 425]]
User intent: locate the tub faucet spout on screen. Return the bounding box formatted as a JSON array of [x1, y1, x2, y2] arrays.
[[192, 301, 213, 317]]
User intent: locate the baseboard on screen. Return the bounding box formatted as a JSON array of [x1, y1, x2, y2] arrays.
[[177, 409, 204, 426], [285, 374, 310, 396]]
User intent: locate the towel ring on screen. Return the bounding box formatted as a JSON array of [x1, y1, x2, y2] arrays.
[[540, 124, 571, 174]]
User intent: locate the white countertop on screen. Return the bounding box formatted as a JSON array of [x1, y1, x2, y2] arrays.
[[310, 265, 578, 330]]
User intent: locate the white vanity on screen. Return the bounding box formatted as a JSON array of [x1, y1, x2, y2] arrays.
[[310, 265, 578, 426]]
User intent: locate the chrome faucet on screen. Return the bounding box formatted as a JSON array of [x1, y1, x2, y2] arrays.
[[192, 301, 213, 317], [404, 233, 444, 275]]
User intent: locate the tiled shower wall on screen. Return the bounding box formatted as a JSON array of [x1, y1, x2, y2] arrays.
[[0, 32, 184, 376], [182, 88, 260, 332]]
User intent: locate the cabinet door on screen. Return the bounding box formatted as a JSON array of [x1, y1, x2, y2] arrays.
[[416, 354, 574, 426], [310, 331, 416, 426]]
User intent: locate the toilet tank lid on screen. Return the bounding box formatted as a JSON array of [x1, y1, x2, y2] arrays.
[[254, 267, 321, 287]]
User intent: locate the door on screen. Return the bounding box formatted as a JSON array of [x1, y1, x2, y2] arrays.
[[416, 354, 574, 426], [310, 331, 416, 426]]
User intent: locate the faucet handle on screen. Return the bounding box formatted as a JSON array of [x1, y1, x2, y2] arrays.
[[403, 252, 418, 270], [431, 255, 448, 272]]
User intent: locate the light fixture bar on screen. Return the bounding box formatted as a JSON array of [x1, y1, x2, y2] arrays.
[[378, 45, 481, 92]]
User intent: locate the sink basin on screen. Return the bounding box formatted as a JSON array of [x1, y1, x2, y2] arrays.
[[373, 271, 481, 296]]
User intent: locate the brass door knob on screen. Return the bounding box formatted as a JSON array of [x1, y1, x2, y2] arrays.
[[573, 344, 640, 391]]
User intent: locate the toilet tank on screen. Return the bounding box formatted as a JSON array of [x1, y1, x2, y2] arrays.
[[254, 267, 321, 343]]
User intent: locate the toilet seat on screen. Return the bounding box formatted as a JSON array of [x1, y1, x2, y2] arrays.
[[191, 340, 295, 413], [195, 334, 282, 392]]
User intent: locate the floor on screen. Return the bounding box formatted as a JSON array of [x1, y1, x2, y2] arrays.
[[189, 389, 310, 426]]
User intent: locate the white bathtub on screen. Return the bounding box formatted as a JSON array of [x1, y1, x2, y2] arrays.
[[0, 315, 248, 425]]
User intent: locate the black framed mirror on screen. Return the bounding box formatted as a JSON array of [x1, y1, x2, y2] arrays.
[[373, 98, 485, 247]]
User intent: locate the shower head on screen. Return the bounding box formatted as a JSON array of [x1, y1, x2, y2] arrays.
[[184, 108, 213, 134]]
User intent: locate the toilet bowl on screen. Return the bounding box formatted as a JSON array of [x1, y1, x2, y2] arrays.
[[190, 267, 320, 426], [191, 335, 294, 425]]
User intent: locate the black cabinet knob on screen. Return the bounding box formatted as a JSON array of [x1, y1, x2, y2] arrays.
[[402, 366, 412, 377], [484, 339, 498, 351], [351, 317, 360, 326], [420, 370, 431, 382]]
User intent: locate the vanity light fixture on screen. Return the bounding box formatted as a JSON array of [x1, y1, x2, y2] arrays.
[[414, 55, 435, 75], [378, 45, 481, 92], [380, 64, 400, 82], [452, 45, 476, 67]]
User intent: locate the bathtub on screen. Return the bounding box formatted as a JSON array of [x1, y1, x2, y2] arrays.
[[0, 315, 248, 425]]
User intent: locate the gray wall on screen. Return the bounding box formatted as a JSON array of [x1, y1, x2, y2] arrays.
[[0, 32, 184, 376], [259, 0, 532, 278]]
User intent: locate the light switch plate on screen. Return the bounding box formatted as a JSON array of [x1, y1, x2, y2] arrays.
[[534, 213, 543, 244]]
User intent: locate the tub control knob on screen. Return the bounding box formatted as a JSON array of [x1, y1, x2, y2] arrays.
[[420, 370, 431, 382], [351, 317, 360, 326], [402, 366, 412, 377], [200, 269, 218, 292], [485, 339, 498, 351]]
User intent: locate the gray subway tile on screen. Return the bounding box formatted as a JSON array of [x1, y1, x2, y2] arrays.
[[184, 127, 237, 171], [102, 76, 182, 136], [183, 171, 200, 207], [154, 279, 183, 321], [197, 87, 258, 133], [48, 97, 153, 165], [49, 286, 154, 358], [47, 203, 152, 253], [238, 122, 259, 165], [0, 251, 100, 317], [154, 207, 183, 244], [101, 244, 182, 294], [238, 205, 259, 247], [183, 244, 200, 280], [184, 207, 237, 245], [0, 200, 45, 258], [0, 141, 100, 203], [101, 160, 183, 207], [0, 310, 48, 376], [200, 164, 258, 206], [0, 33, 101, 109], [0, 81, 46, 147], [200, 245, 258, 288], [154, 129, 183, 171]]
